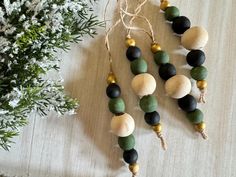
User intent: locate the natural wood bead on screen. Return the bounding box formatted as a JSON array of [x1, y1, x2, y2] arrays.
[[131, 73, 156, 97], [181, 26, 209, 50], [111, 113, 135, 137], [165, 75, 191, 99]]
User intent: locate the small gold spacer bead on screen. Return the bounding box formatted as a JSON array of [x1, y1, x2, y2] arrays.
[[197, 80, 207, 90], [129, 163, 139, 175], [152, 123, 162, 133], [125, 37, 136, 47], [151, 43, 162, 54], [195, 122, 206, 132], [107, 72, 117, 84], [160, 1, 170, 11]]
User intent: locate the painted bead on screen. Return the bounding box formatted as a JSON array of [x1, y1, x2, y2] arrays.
[[126, 46, 142, 61], [178, 94, 197, 112], [118, 134, 135, 151], [190, 66, 208, 81], [125, 38, 136, 47], [181, 26, 209, 50], [165, 75, 191, 99], [186, 109, 204, 124], [108, 98, 125, 114], [154, 50, 170, 65], [144, 111, 160, 125], [165, 6, 180, 21], [131, 73, 156, 97], [187, 50, 206, 67], [129, 163, 140, 175], [151, 43, 162, 53], [159, 63, 176, 80], [160, 1, 170, 11], [123, 148, 138, 164], [172, 16, 191, 34], [106, 83, 121, 98], [130, 57, 148, 75], [139, 95, 158, 113], [111, 113, 135, 137]]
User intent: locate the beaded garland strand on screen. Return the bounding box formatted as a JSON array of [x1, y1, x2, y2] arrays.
[[159, 0, 209, 103], [120, 2, 208, 139], [104, 1, 140, 176], [119, 1, 167, 150]]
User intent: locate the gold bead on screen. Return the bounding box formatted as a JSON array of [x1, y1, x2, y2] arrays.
[[152, 123, 162, 133], [195, 122, 206, 132], [107, 72, 117, 84], [151, 43, 162, 53], [125, 38, 136, 47], [160, 1, 170, 11], [129, 163, 139, 175], [197, 80, 207, 90]]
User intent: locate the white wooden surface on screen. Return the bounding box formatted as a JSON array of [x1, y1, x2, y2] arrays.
[[1, 0, 236, 177]]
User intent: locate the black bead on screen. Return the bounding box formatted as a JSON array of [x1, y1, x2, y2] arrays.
[[186, 50, 206, 67], [159, 63, 176, 80], [144, 111, 160, 126], [106, 83, 121, 98], [178, 94, 197, 112], [172, 16, 191, 34], [126, 46, 141, 61], [123, 148, 138, 164]]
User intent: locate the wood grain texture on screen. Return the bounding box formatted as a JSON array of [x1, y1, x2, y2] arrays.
[[1, 0, 236, 177]]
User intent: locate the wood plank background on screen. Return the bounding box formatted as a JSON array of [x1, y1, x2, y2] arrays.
[[1, 0, 236, 177]]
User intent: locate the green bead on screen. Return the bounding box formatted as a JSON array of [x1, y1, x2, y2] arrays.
[[130, 57, 148, 75], [165, 6, 180, 21], [118, 134, 135, 150], [186, 109, 204, 124], [139, 95, 158, 113], [190, 66, 208, 81], [154, 51, 170, 65], [108, 98, 125, 114]]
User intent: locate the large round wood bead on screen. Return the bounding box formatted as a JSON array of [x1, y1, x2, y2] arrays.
[[131, 73, 156, 97], [165, 75, 191, 99], [181, 26, 209, 50], [186, 109, 203, 124], [111, 113, 135, 137], [118, 134, 135, 151], [139, 95, 158, 113], [108, 98, 125, 114]]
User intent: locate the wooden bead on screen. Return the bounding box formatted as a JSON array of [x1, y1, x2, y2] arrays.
[[186, 109, 203, 124], [197, 80, 207, 90], [160, 1, 170, 11], [152, 123, 162, 133], [107, 72, 117, 84], [195, 122, 206, 131], [151, 43, 162, 53], [131, 73, 156, 97], [126, 38, 136, 47], [111, 113, 135, 137], [129, 163, 140, 175], [181, 26, 209, 50], [165, 75, 191, 99]]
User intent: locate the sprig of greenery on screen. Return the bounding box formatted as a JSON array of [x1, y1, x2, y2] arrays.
[[0, 0, 102, 150]]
